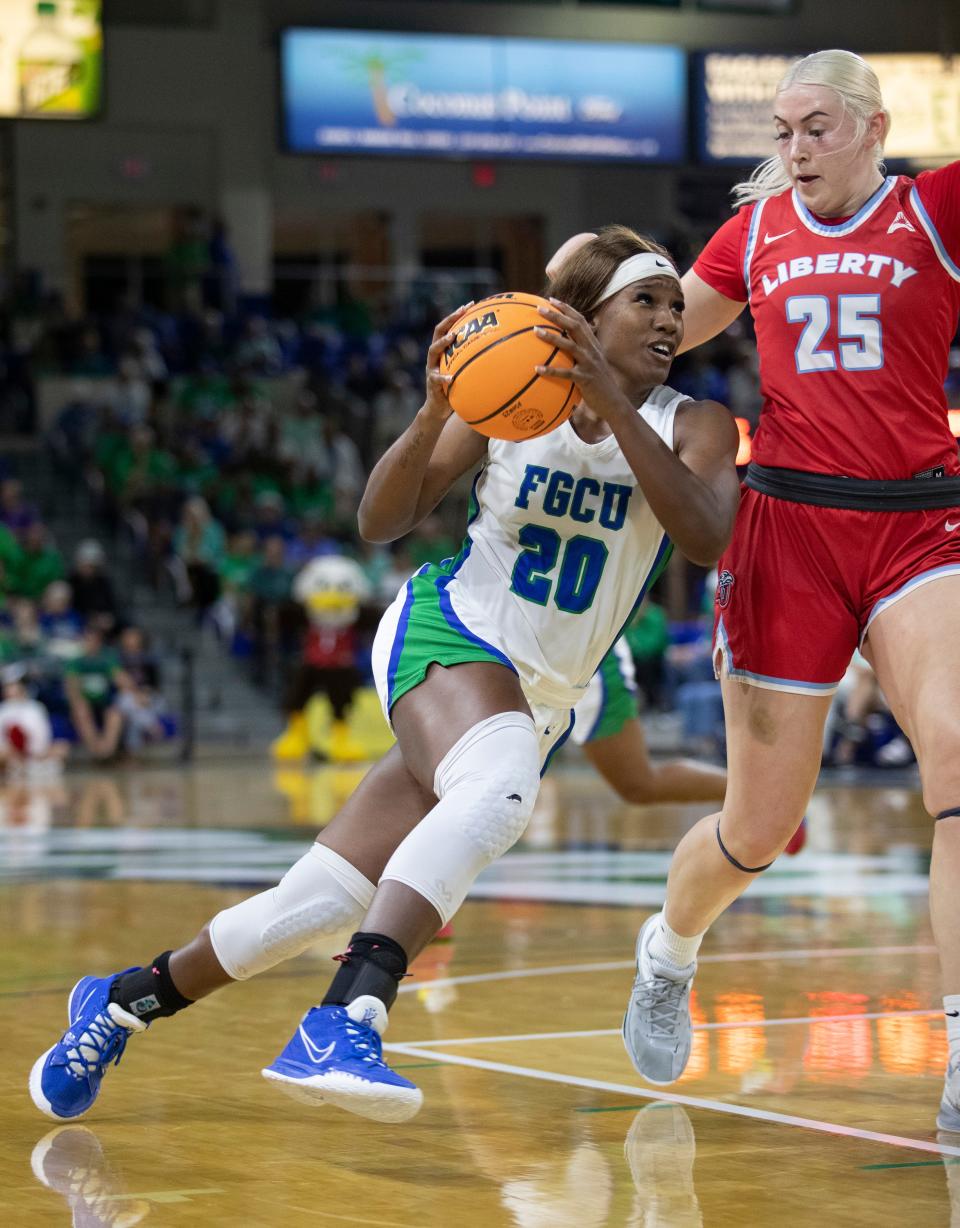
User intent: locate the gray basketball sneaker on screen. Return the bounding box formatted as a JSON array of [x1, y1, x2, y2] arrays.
[[937, 1057, 960, 1131], [622, 913, 695, 1085]]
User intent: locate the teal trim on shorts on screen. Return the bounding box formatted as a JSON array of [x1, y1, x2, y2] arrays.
[[585, 645, 639, 743], [386, 562, 517, 714]]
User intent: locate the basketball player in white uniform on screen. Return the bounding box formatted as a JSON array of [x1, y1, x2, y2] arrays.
[[31, 227, 740, 1127]]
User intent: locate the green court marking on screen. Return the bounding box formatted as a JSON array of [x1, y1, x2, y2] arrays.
[[392, 1061, 443, 1070], [861, 1159, 960, 1171]]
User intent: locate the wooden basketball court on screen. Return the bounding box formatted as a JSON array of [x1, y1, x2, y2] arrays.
[[2, 759, 956, 1226]]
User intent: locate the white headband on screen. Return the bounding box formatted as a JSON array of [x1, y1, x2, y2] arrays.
[[596, 252, 680, 306]]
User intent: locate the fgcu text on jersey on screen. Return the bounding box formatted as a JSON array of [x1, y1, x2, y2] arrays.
[[735, 174, 960, 480]]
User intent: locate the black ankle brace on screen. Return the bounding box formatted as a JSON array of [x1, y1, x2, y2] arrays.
[[937, 807, 960, 821], [322, 932, 408, 1011], [109, 951, 194, 1022], [716, 819, 773, 874]]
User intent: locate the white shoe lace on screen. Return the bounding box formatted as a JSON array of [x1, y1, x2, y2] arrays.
[[632, 976, 689, 1042]]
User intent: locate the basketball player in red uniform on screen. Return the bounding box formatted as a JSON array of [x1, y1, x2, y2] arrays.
[[595, 49, 960, 1129]]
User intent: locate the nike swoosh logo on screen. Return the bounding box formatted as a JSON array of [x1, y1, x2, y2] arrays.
[[946, 521, 960, 532], [948, 1010, 960, 1017], [763, 229, 796, 245], [654, 259, 669, 267], [73, 986, 98, 1021], [298, 1026, 336, 1065]]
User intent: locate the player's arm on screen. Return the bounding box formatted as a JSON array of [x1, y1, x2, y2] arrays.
[[601, 397, 739, 567], [914, 160, 960, 267], [534, 300, 740, 566], [358, 306, 488, 543], [676, 270, 747, 354]]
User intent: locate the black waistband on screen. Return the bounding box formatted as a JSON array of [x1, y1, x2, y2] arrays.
[[744, 463, 960, 511]]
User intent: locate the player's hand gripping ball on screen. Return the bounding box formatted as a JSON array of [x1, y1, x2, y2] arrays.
[[440, 293, 577, 441]]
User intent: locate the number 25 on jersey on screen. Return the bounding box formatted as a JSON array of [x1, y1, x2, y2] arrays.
[[786, 293, 883, 374]]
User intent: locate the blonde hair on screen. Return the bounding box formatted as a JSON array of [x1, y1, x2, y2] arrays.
[[546, 225, 676, 318], [730, 49, 890, 208]]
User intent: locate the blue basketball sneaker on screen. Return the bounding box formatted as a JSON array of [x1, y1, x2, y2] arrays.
[[29, 970, 146, 1120], [262, 995, 423, 1123]]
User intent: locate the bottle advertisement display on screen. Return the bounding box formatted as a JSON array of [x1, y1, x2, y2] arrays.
[[0, 0, 101, 118]]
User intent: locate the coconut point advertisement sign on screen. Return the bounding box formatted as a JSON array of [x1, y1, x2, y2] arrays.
[[281, 28, 686, 163], [0, 0, 101, 118]]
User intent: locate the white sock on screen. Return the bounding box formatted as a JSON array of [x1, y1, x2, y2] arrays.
[[945, 994, 960, 1067], [648, 913, 704, 971]]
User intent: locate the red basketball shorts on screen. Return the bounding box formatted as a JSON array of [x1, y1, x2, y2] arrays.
[[712, 486, 960, 694]]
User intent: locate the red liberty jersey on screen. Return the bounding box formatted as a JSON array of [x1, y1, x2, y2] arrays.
[[694, 165, 960, 479]]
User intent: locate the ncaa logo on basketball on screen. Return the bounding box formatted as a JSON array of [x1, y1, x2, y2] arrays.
[[716, 569, 735, 609], [445, 311, 499, 359], [511, 406, 545, 432]]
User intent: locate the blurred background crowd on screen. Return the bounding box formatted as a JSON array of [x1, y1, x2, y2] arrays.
[[0, 208, 940, 781]]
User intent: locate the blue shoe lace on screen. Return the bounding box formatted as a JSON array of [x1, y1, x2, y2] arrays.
[[59, 1010, 132, 1084], [341, 1015, 389, 1071]]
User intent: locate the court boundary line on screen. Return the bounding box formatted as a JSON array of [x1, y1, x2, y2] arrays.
[[397, 1006, 941, 1049], [382, 1042, 960, 1159], [398, 943, 937, 996]]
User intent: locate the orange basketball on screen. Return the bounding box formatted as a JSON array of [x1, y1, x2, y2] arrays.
[[440, 293, 578, 441]]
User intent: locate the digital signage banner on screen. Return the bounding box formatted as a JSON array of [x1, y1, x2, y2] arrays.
[[0, 0, 101, 119], [282, 29, 685, 162], [697, 52, 960, 163]]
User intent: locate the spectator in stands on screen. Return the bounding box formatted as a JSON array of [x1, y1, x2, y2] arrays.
[[111, 353, 151, 425], [8, 596, 44, 661], [279, 390, 327, 473], [0, 477, 39, 538], [370, 363, 421, 459], [9, 523, 63, 599], [0, 666, 69, 778], [171, 496, 225, 616], [343, 351, 384, 404], [97, 625, 168, 758], [235, 316, 283, 376], [63, 624, 119, 757], [38, 581, 84, 659], [322, 416, 366, 516], [251, 490, 293, 544], [285, 510, 339, 571], [248, 534, 295, 609], [131, 327, 169, 385], [68, 540, 120, 634], [286, 464, 334, 525], [114, 425, 178, 512], [0, 519, 22, 579], [248, 534, 298, 681], [176, 359, 232, 421]]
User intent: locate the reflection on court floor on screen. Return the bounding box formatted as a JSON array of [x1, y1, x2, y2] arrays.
[[2, 759, 958, 1226]]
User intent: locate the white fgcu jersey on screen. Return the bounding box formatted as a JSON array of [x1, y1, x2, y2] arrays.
[[442, 384, 684, 709]]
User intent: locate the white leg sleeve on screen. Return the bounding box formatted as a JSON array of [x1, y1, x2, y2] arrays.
[[208, 843, 375, 980], [380, 711, 541, 925]]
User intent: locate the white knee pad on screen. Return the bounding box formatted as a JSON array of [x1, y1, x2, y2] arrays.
[[380, 710, 541, 925], [208, 843, 374, 980]]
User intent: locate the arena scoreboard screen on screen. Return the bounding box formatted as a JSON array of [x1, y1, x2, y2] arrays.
[[281, 28, 686, 163], [696, 52, 960, 163]]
